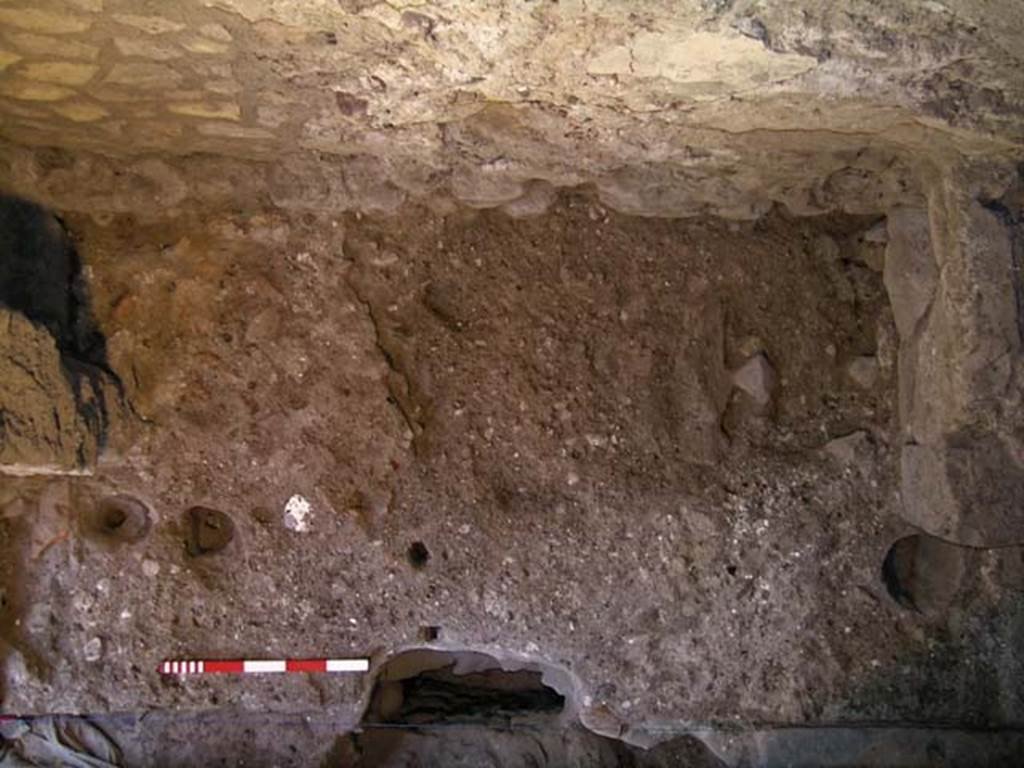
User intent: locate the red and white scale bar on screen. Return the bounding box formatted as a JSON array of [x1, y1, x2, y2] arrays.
[[160, 658, 369, 675]]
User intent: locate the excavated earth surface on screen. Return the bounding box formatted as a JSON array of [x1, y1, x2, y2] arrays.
[[1, 0, 1024, 766], [2, 197, 1024, 766]]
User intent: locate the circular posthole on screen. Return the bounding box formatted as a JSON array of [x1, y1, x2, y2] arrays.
[[882, 534, 964, 613], [185, 506, 235, 556], [92, 495, 151, 543], [407, 541, 430, 569]]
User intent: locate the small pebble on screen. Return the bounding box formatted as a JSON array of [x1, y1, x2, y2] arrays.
[[732, 353, 777, 407], [846, 356, 879, 389], [83, 637, 103, 662]]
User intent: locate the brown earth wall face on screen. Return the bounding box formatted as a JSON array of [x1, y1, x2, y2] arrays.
[[2, 1, 1024, 764]]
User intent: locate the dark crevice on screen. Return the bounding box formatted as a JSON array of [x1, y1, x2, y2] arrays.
[[0, 194, 123, 450], [980, 165, 1024, 346], [345, 649, 726, 767], [342, 268, 422, 441], [882, 536, 920, 610], [364, 650, 566, 727]]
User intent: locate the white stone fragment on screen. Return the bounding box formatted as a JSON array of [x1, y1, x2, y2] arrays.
[[83, 637, 103, 662], [284, 494, 312, 532], [846, 356, 879, 389], [732, 353, 776, 406], [824, 430, 872, 465]]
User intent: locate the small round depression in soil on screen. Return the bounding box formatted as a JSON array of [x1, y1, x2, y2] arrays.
[[92, 495, 151, 543], [185, 506, 235, 556], [407, 541, 430, 569], [882, 533, 964, 613]]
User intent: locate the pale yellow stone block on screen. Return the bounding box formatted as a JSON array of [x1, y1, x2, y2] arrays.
[[0, 8, 92, 34], [50, 101, 107, 121], [0, 50, 20, 70], [205, 79, 242, 95], [168, 101, 240, 120], [0, 80, 74, 101], [114, 37, 182, 61], [182, 37, 230, 55], [0, 99, 48, 118], [199, 23, 232, 42], [112, 13, 185, 34], [196, 121, 272, 140], [133, 120, 183, 139], [66, 0, 104, 11], [21, 61, 98, 86], [104, 62, 182, 88], [5, 32, 100, 60], [165, 90, 204, 100]]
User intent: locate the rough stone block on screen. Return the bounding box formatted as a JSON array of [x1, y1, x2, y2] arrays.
[[104, 63, 182, 88], [901, 433, 1024, 547], [884, 207, 937, 341], [892, 188, 1024, 546], [0, 51, 21, 71], [823, 430, 873, 467], [0, 100, 48, 119], [199, 23, 233, 42], [113, 37, 182, 61], [0, 8, 92, 34], [0, 80, 74, 101], [21, 61, 98, 86], [50, 101, 108, 122], [182, 37, 230, 55], [501, 180, 556, 218], [196, 122, 272, 139], [168, 101, 240, 120], [205, 79, 242, 95], [111, 13, 185, 34], [267, 157, 349, 210], [4, 32, 99, 60], [450, 166, 524, 208]]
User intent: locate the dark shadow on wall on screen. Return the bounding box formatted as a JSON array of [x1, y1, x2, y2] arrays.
[[980, 163, 1024, 345], [333, 648, 726, 768], [0, 194, 121, 450]]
